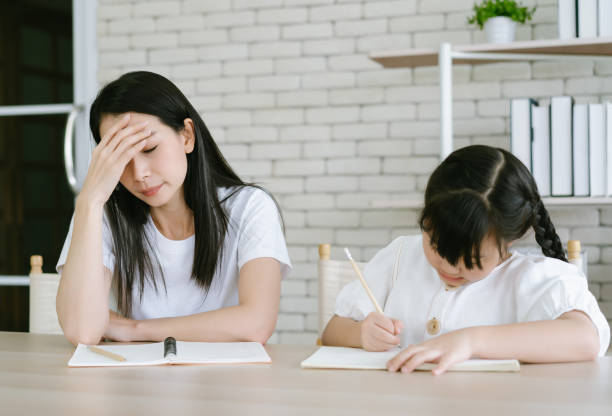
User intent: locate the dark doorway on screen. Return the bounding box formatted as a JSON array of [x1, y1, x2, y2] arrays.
[[0, 0, 73, 331]]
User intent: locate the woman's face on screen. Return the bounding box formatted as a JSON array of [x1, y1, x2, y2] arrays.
[[99, 112, 194, 208], [422, 231, 508, 288]]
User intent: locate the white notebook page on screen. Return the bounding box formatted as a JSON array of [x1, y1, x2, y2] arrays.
[[301, 347, 520, 372], [176, 341, 270, 364], [69, 342, 166, 367], [68, 341, 271, 367]]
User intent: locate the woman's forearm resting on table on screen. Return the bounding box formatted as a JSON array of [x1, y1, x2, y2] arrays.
[[124, 304, 277, 343], [105, 257, 282, 344]]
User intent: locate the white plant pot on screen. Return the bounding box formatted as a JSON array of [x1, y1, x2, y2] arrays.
[[484, 16, 517, 43]]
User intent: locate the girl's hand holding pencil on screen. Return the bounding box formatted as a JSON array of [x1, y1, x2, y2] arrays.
[[360, 312, 403, 352], [343, 248, 403, 352]]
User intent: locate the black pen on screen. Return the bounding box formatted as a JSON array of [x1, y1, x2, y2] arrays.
[[164, 337, 177, 361]]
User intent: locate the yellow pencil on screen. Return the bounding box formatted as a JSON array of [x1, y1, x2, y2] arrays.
[[344, 247, 384, 314], [87, 345, 126, 362]]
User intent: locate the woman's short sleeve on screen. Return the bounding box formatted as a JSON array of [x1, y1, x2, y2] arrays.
[[334, 236, 405, 322], [515, 261, 610, 356], [235, 189, 292, 279]]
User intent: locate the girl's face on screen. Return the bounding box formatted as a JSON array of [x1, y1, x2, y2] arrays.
[[422, 231, 509, 288], [99, 112, 195, 208]]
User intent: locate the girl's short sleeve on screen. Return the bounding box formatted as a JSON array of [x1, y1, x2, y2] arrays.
[[235, 189, 292, 279], [515, 262, 610, 356], [334, 236, 405, 322], [56, 212, 115, 275]]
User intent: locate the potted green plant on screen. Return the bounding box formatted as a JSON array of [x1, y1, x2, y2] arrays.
[[467, 0, 536, 43]]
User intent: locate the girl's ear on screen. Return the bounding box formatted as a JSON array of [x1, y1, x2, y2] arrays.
[[182, 118, 195, 154]]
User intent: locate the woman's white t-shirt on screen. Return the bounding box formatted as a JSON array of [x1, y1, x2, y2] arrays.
[[335, 234, 610, 356], [56, 186, 291, 320]]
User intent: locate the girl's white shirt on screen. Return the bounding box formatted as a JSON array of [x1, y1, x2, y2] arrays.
[[335, 235, 611, 356], [57, 186, 291, 320]]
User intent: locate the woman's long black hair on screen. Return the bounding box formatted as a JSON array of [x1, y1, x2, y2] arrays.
[[419, 145, 567, 269], [90, 71, 266, 317]]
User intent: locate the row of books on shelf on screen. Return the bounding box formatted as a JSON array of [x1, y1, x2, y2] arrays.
[[510, 96, 612, 197], [558, 0, 612, 39]]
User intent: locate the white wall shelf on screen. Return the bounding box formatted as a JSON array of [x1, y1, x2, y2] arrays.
[[370, 37, 612, 68], [369, 37, 612, 208]]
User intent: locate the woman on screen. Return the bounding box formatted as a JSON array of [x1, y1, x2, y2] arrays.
[[56, 71, 291, 346]]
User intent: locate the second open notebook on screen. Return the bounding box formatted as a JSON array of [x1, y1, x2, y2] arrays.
[[68, 339, 271, 367], [301, 347, 520, 372]]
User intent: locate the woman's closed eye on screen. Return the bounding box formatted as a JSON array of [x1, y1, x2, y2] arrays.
[[143, 145, 157, 154]]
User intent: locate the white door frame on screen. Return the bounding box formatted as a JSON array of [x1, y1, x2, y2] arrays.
[[0, 0, 97, 283], [72, 0, 98, 188]]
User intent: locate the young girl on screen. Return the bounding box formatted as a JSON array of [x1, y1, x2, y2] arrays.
[[322, 145, 610, 374], [56, 71, 291, 346]]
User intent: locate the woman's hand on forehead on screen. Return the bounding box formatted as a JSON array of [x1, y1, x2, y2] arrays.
[[81, 113, 152, 206]]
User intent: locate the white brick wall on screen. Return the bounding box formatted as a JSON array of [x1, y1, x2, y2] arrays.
[[98, 0, 612, 343]]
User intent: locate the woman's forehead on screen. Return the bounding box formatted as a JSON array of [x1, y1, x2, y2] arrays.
[[99, 112, 160, 134]]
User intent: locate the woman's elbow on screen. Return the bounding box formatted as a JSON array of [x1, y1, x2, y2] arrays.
[[246, 318, 276, 344], [58, 312, 108, 346], [61, 325, 104, 346]]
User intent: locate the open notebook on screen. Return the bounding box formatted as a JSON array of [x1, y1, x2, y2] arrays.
[[301, 347, 520, 372], [68, 340, 271, 367]]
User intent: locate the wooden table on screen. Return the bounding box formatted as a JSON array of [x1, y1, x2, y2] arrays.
[[1, 332, 611, 415]]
